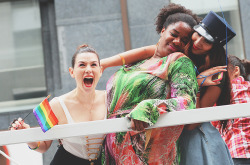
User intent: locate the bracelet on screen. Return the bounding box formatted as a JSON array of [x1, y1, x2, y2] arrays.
[[119, 54, 125, 65], [28, 141, 40, 150], [197, 74, 207, 79]]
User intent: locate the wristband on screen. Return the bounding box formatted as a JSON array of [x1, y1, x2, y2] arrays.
[[28, 141, 40, 150], [119, 54, 125, 65]]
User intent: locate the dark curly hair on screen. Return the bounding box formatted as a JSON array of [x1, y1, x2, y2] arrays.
[[71, 44, 100, 68], [155, 3, 201, 34]]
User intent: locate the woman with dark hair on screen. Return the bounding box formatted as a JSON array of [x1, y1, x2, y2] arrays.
[[10, 44, 106, 165], [101, 8, 235, 165], [213, 55, 250, 165], [173, 11, 235, 165], [102, 4, 199, 165], [242, 58, 250, 79], [227, 55, 250, 81]]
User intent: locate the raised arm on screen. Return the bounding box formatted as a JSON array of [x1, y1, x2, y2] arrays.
[[185, 66, 226, 130], [101, 45, 156, 71]]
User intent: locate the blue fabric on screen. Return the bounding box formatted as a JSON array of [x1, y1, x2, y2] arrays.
[[233, 158, 250, 165], [178, 122, 234, 165]]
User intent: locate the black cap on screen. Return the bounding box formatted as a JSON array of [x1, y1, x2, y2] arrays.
[[193, 11, 236, 46]]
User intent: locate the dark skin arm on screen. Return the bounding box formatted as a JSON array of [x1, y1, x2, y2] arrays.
[[101, 45, 156, 71], [185, 85, 222, 130], [185, 66, 226, 130]]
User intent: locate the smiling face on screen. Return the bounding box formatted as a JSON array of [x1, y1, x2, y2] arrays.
[[157, 21, 193, 57], [69, 52, 102, 91], [191, 32, 213, 55]]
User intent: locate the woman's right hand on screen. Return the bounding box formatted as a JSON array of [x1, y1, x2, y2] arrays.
[[130, 119, 149, 131], [9, 118, 30, 130], [197, 66, 227, 87]]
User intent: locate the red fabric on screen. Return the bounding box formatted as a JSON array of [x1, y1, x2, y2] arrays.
[[212, 76, 250, 158], [3, 146, 10, 165]]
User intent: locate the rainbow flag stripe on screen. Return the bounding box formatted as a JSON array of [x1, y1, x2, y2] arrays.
[[33, 97, 58, 132]]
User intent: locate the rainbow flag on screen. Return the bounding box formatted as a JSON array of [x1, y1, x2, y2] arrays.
[[33, 95, 58, 132]]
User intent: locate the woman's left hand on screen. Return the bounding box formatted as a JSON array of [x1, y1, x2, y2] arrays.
[[197, 66, 227, 87], [130, 119, 149, 131]]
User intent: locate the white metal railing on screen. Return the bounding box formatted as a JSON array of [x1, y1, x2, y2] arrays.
[[0, 102, 249, 146]]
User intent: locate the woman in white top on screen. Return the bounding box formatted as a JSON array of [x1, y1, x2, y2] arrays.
[[10, 44, 106, 165]]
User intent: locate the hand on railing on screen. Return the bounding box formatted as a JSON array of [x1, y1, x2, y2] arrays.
[[130, 119, 149, 131]]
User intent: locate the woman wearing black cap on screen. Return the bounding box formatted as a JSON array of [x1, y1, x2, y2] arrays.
[[101, 9, 235, 165]]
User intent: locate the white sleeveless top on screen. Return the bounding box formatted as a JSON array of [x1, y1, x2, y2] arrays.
[[56, 97, 106, 161]]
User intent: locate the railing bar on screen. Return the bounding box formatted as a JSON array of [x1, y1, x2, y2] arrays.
[[0, 103, 249, 146]]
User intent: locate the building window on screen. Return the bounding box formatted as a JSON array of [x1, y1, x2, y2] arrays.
[[0, 0, 46, 112], [171, 0, 245, 59]]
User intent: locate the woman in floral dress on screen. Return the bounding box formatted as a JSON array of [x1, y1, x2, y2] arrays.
[[102, 4, 199, 165]]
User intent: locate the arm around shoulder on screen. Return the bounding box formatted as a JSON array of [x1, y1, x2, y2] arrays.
[[101, 45, 156, 71]]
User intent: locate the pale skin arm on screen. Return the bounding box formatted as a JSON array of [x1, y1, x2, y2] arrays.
[[10, 118, 53, 153], [100, 45, 156, 71], [9, 98, 61, 153]]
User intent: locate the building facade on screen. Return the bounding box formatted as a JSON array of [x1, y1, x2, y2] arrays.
[[0, 0, 249, 164]]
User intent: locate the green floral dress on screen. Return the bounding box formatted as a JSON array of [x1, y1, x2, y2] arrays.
[[103, 53, 198, 165]]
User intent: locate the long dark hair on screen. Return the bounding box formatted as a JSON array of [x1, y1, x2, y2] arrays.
[[189, 44, 231, 107], [218, 55, 250, 131], [192, 45, 231, 132], [189, 44, 232, 132]]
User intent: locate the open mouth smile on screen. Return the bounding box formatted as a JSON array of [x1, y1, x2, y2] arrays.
[[83, 76, 94, 87]]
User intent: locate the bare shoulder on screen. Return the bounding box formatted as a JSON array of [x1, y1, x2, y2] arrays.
[[96, 90, 106, 97], [95, 90, 106, 102], [49, 97, 60, 111], [170, 52, 188, 59], [94, 90, 107, 118], [49, 97, 63, 123]]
